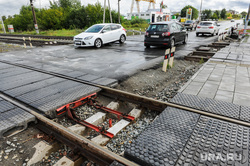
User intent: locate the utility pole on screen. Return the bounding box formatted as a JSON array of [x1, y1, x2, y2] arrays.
[[30, 0, 39, 34], [103, 0, 112, 23], [108, 0, 113, 23], [103, 0, 106, 23], [118, 0, 121, 24], [1, 16, 6, 33], [199, 0, 203, 22], [244, 4, 250, 35]]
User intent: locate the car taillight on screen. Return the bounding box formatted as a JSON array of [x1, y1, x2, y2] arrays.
[[146, 32, 149, 36], [209, 26, 214, 29], [162, 32, 170, 36], [197, 26, 201, 29], [122, 28, 126, 31]]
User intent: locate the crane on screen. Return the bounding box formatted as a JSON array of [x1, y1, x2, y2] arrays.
[[131, 0, 156, 14]]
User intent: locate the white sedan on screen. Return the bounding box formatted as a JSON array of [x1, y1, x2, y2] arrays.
[[196, 21, 220, 36], [74, 23, 126, 48]]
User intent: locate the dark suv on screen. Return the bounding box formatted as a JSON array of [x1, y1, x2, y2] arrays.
[[184, 20, 197, 30], [144, 21, 188, 48]]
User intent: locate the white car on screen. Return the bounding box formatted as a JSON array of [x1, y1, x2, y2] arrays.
[[196, 21, 220, 36], [74, 23, 126, 48]]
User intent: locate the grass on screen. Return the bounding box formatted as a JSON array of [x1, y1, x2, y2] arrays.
[[1, 29, 84, 37], [1, 27, 147, 37]]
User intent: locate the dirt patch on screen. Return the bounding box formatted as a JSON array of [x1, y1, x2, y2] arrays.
[[0, 125, 41, 166], [116, 59, 201, 101]]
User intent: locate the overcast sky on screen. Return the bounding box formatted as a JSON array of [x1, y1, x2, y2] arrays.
[[0, 0, 249, 17]]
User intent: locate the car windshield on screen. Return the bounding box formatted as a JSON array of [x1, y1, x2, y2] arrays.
[[85, 25, 105, 33], [199, 22, 213, 26], [147, 24, 169, 32], [186, 21, 193, 23]]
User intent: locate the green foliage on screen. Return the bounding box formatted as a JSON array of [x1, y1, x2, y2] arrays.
[[202, 9, 212, 19], [181, 5, 199, 20], [232, 14, 240, 19], [226, 12, 232, 19], [199, 58, 204, 64], [174, 13, 180, 18], [220, 8, 227, 19], [241, 11, 247, 18], [214, 10, 220, 19], [3, 2, 121, 32], [211, 13, 218, 20]]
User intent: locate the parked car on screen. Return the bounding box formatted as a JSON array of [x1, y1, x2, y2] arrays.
[[231, 19, 235, 22], [184, 20, 197, 30], [74, 23, 126, 48], [144, 21, 188, 48], [196, 21, 220, 36]]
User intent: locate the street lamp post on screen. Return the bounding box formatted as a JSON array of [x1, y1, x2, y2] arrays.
[[118, 0, 121, 24], [199, 0, 203, 22]]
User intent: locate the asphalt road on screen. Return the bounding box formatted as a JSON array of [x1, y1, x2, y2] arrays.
[[0, 20, 242, 80]]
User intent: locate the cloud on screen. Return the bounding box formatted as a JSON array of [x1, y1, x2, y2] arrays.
[[0, 0, 249, 17]]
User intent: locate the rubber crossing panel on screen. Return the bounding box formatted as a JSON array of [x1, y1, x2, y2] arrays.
[[0, 97, 36, 138], [171, 93, 247, 121], [124, 107, 200, 166], [29, 84, 100, 118], [176, 116, 250, 165]]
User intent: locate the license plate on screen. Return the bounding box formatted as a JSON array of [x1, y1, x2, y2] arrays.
[[202, 27, 207, 29], [151, 35, 159, 38], [75, 41, 81, 44]]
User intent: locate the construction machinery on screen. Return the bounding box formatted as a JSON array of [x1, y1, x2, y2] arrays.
[[131, 0, 156, 14]]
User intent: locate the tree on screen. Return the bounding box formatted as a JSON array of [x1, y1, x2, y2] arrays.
[[174, 13, 180, 18], [215, 10, 220, 19], [2, 16, 6, 21], [181, 5, 199, 20], [211, 13, 218, 20], [202, 9, 212, 19], [220, 8, 227, 19], [241, 11, 247, 18], [226, 12, 232, 19]]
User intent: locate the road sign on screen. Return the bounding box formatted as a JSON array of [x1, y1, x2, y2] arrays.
[[186, 8, 192, 20]]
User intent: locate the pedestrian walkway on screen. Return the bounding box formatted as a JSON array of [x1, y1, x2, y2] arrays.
[[179, 42, 250, 106]]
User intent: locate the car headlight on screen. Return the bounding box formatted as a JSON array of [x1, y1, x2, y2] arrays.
[[84, 36, 93, 40]]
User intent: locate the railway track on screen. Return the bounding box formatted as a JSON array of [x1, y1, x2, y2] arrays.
[[0, 34, 73, 46], [0, 33, 73, 40], [1, 59, 250, 165]]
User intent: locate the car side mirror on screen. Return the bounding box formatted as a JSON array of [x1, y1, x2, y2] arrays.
[[102, 30, 107, 33]]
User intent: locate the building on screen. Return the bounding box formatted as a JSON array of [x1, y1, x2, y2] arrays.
[[127, 8, 171, 23], [227, 10, 239, 15]]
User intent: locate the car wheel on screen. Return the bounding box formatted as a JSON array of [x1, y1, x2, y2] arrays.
[[94, 38, 102, 48], [145, 44, 150, 48], [119, 35, 126, 44], [170, 39, 175, 48], [183, 35, 188, 44], [196, 33, 199, 37]]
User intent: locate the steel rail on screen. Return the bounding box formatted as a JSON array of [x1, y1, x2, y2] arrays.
[[0, 33, 73, 40], [0, 92, 138, 166], [1, 60, 250, 128]]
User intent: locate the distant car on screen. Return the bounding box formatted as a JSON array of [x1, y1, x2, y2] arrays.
[[231, 19, 235, 22], [144, 21, 188, 48], [74, 23, 126, 48], [196, 21, 220, 36], [184, 20, 197, 30]]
